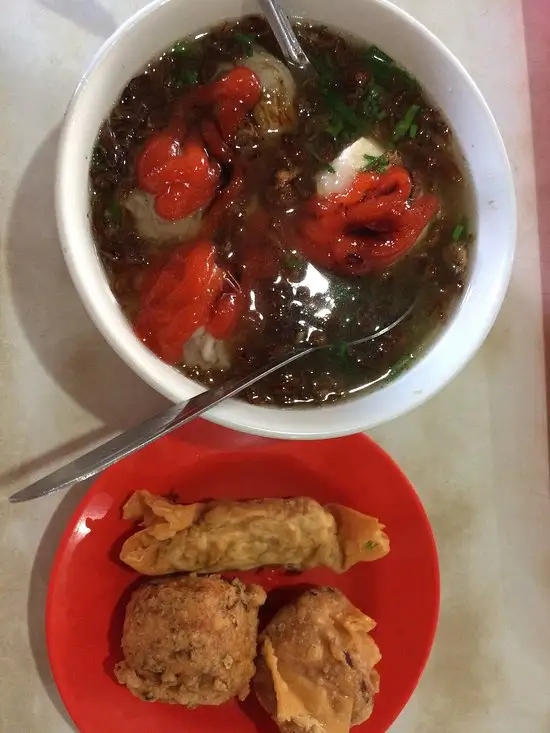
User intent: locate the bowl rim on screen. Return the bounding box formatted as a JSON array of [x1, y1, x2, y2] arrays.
[[56, 0, 516, 439]]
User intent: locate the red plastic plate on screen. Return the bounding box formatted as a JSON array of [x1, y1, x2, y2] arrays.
[[46, 421, 439, 733]]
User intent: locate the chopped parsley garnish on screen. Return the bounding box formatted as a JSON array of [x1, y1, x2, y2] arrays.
[[364, 541, 377, 550], [393, 104, 420, 142], [363, 153, 389, 174], [233, 31, 255, 57]]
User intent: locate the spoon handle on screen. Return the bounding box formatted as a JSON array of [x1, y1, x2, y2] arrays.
[[9, 348, 313, 503], [257, 0, 311, 69]]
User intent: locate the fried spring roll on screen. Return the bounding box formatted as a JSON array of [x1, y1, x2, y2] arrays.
[[119, 491, 390, 575]]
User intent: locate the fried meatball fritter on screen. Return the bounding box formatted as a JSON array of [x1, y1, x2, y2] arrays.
[[254, 588, 381, 733], [115, 575, 266, 707]]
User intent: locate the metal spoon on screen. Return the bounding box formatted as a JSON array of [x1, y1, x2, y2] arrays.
[[257, 0, 314, 75], [9, 301, 414, 503]]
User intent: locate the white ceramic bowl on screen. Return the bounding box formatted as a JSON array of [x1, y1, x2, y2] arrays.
[[57, 0, 515, 439]]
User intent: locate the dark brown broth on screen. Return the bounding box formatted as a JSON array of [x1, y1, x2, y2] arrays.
[[89, 17, 472, 406]]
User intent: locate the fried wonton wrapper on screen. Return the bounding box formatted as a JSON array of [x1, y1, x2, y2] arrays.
[[254, 587, 381, 733], [119, 491, 389, 575]]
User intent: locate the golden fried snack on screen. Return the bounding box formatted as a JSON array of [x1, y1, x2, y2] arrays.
[[119, 491, 389, 575], [254, 588, 381, 733], [114, 575, 266, 707]]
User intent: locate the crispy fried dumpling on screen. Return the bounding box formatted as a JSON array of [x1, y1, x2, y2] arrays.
[[254, 588, 381, 733], [119, 492, 390, 575]]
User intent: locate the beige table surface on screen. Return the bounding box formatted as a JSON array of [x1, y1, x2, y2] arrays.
[[1, 0, 550, 731]]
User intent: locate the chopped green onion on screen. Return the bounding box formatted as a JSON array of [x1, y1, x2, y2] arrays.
[[92, 144, 107, 165], [451, 223, 465, 241], [363, 153, 389, 174], [176, 67, 199, 88], [105, 198, 122, 225], [233, 31, 255, 56], [234, 31, 255, 43], [318, 73, 384, 146], [305, 142, 336, 174], [362, 45, 418, 91], [367, 45, 393, 64], [311, 54, 337, 87], [335, 343, 350, 362], [305, 143, 333, 171], [323, 88, 362, 129], [364, 540, 377, 550], [320, 78, 384, 147], [322, 93, 362, 147], [172, 40, 200, 57], [356, 82, 385, 126], [326, 116, 345, 140], [390, 352, 415, 378], [409, 123, 418, 138], [283, 251, 302, 269], [392, 104, 420, 142]]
